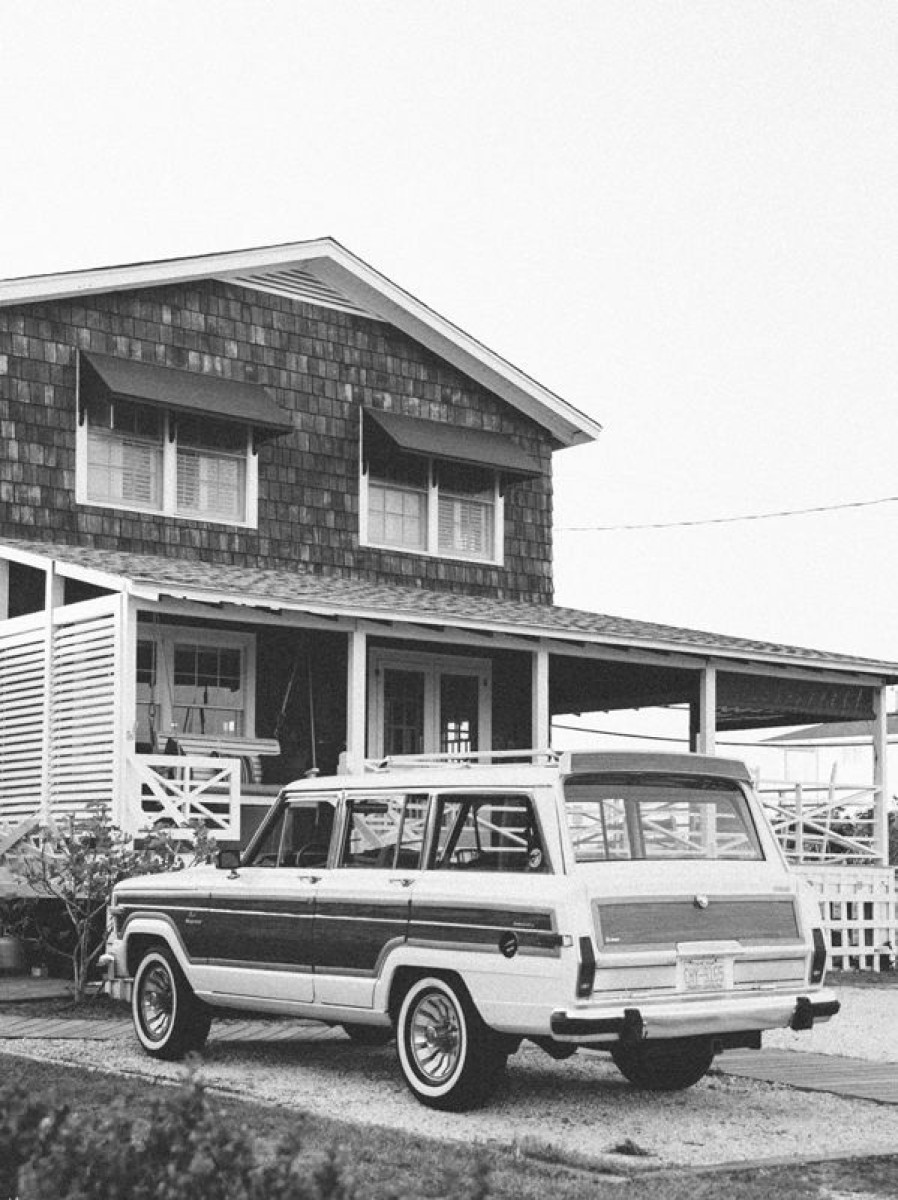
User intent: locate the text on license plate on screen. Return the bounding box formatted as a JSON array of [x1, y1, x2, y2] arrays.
[[683, 957, 726, 991]]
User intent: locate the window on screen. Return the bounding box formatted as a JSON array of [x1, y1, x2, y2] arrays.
[[135, 625, 255, 750], [339, 794, 428, 870], [79, 399, 257, 526], [246, 799, 336, 868], [432, 793, 548, 873], [85, 399, 164, 509], [368, 650, 491, 759], [564, 774, 763, 863], [361, 440, 502, 564]]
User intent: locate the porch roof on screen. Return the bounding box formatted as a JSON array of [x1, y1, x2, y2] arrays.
[[4, 537, 898, 682]]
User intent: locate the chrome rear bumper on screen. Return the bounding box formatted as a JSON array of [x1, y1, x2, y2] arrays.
[[550, 989, 840, 1043]]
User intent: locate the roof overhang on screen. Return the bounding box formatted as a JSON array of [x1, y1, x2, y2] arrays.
[[0, 238, 602, 450], [364, 407, 541, 479], [3, 540, 896, 688], [80, 351, 292, 434]]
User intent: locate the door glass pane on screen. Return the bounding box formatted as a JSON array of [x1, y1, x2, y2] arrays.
[[432, 794, 546, 873], [383, 669, 425, 756], [340, 794, 426, 869], [135, 639, 158, 750], [440, 673, 479, 755]]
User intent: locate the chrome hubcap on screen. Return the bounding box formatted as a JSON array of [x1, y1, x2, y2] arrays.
[[409, 992, 461, 1083], [139, 963, 174, 1041]]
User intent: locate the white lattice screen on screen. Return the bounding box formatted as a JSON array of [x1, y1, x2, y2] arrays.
[[0, 622, 45, 822], [50, 607, 118, 816]]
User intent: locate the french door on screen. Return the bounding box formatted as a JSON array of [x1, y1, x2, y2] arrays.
[[368, 649, 491, 759]]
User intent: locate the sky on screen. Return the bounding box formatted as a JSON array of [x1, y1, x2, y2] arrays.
[[2, 0, 898, 673]]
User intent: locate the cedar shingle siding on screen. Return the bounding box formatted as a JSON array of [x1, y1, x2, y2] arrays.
[[0, 281, 553, 602]]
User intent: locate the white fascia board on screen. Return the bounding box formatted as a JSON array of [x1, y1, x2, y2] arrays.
[[145, 582, 895, 684], [0, 541, 158, 600], [0, 238, 601, 450]]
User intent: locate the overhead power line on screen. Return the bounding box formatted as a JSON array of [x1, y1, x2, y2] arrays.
[[556, 494, 898, 533]]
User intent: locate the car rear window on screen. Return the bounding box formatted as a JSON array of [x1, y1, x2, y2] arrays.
[[563, 773, 763, 862]]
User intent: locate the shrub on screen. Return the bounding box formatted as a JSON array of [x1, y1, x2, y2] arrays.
[[11, 806, 217, 998], [2, 1071, 355, 1200]]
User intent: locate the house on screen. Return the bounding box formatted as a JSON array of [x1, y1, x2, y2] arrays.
[[1, 237, 896, 910]]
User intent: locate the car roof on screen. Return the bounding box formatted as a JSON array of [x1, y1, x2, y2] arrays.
[[279, 751, 753, 798]]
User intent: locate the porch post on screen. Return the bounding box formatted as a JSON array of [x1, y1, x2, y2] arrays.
[[113, 593, 138, 829], [872, 684, 890, 866], [696, 665, 717, 755], [0, 558, 8, 621], [345, 628, 367, 775], [532, 642, 550, 750], [40, 565, 61, 823]]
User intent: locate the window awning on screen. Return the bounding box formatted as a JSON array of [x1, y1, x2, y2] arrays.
[[364, 407, 541, 479], [79, 351, 293, 434]]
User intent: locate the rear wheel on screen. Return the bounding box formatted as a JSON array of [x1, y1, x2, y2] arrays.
[[132, 946, 212, 1061], [396, 976, 507, 1111], [342, 1022, 393, 1046], [611, 1037, 715, 1091]]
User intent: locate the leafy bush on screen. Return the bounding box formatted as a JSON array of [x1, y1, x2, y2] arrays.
[[11, 806, 217, 998], [2, 1070, 360, 1200]]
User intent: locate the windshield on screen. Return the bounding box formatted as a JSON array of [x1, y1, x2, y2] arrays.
[[563, 773, 763, 862]]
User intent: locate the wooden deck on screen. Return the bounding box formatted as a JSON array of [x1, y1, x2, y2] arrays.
[[720, 1048, 898, 1105]]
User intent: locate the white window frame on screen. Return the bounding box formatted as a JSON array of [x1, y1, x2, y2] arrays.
[[367, 648, 492, 759], [76, 396, 259, 529], [359, 440, 504, 566], [135, 623, 257, 745]]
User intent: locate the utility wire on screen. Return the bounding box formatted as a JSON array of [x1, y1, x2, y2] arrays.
[[551, 721, 768, 749], [556, 494, 898, 533]]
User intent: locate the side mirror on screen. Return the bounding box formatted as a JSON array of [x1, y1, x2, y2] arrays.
[[216, 849, 241, 871]]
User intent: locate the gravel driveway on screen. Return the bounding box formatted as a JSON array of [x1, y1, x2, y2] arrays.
[[3, 990, 897, 1171]]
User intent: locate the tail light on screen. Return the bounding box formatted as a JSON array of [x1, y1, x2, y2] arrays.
[[576, 936, 596, 997], [810, 927, 827, 983]]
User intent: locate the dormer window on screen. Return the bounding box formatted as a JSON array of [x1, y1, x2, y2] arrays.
[[76, 352, 291, 528], [360, 408, 540, 565]]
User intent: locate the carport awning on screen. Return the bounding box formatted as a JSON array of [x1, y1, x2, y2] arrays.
[[364, 407, 541, 478], [80, 351, 293, 434]]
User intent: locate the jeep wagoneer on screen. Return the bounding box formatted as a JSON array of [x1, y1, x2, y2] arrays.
[[103, 751, 838, 1110]]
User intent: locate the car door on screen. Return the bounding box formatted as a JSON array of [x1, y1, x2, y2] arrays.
[[313, 790, 428, 1009], [195, 794, 338, 1004], [407, 790, 564, 1020]]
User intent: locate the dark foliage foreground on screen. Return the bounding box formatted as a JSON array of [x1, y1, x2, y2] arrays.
[[0, 1065, 489, 1200]]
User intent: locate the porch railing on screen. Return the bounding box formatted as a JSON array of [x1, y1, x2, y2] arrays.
[[126, 753, 240, 840], [756, 777, 880, 864]]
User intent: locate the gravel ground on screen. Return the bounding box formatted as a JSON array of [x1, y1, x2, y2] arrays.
[[765, 982, 898, 1061], [3, 1020, 898, 1171]]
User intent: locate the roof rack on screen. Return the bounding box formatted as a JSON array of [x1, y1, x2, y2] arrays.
[[364, 748, 560, 772]]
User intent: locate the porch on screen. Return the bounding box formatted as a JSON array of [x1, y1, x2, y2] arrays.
[[1, 540, 896, 951]]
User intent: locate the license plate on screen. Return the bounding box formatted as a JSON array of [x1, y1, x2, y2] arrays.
[[682, 957, 726, 991]]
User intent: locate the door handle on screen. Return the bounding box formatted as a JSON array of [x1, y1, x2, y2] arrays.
[[297, 874, 321, 884], [389, 877, 414, 888]]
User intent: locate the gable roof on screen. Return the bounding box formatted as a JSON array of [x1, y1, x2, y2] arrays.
[[0, 238, 601, 450], [4, 537, 896, 681]]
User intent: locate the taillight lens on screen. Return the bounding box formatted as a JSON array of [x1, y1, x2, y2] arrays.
[[576, 936, 596, 997], [810, 927, 827, 983]]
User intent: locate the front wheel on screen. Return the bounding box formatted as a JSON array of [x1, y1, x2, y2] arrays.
[[132, 946, 212, 1061], [611, 1037, 715, 1091], [396, 976, 507, 1111]]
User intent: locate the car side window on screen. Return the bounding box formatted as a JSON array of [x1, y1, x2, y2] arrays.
[[339, 793, 428, 870], [431, 793, 548, 872], [246, 799, 335, 868]]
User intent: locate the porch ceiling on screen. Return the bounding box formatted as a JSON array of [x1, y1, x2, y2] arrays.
[[4, 539, 897, 692]]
